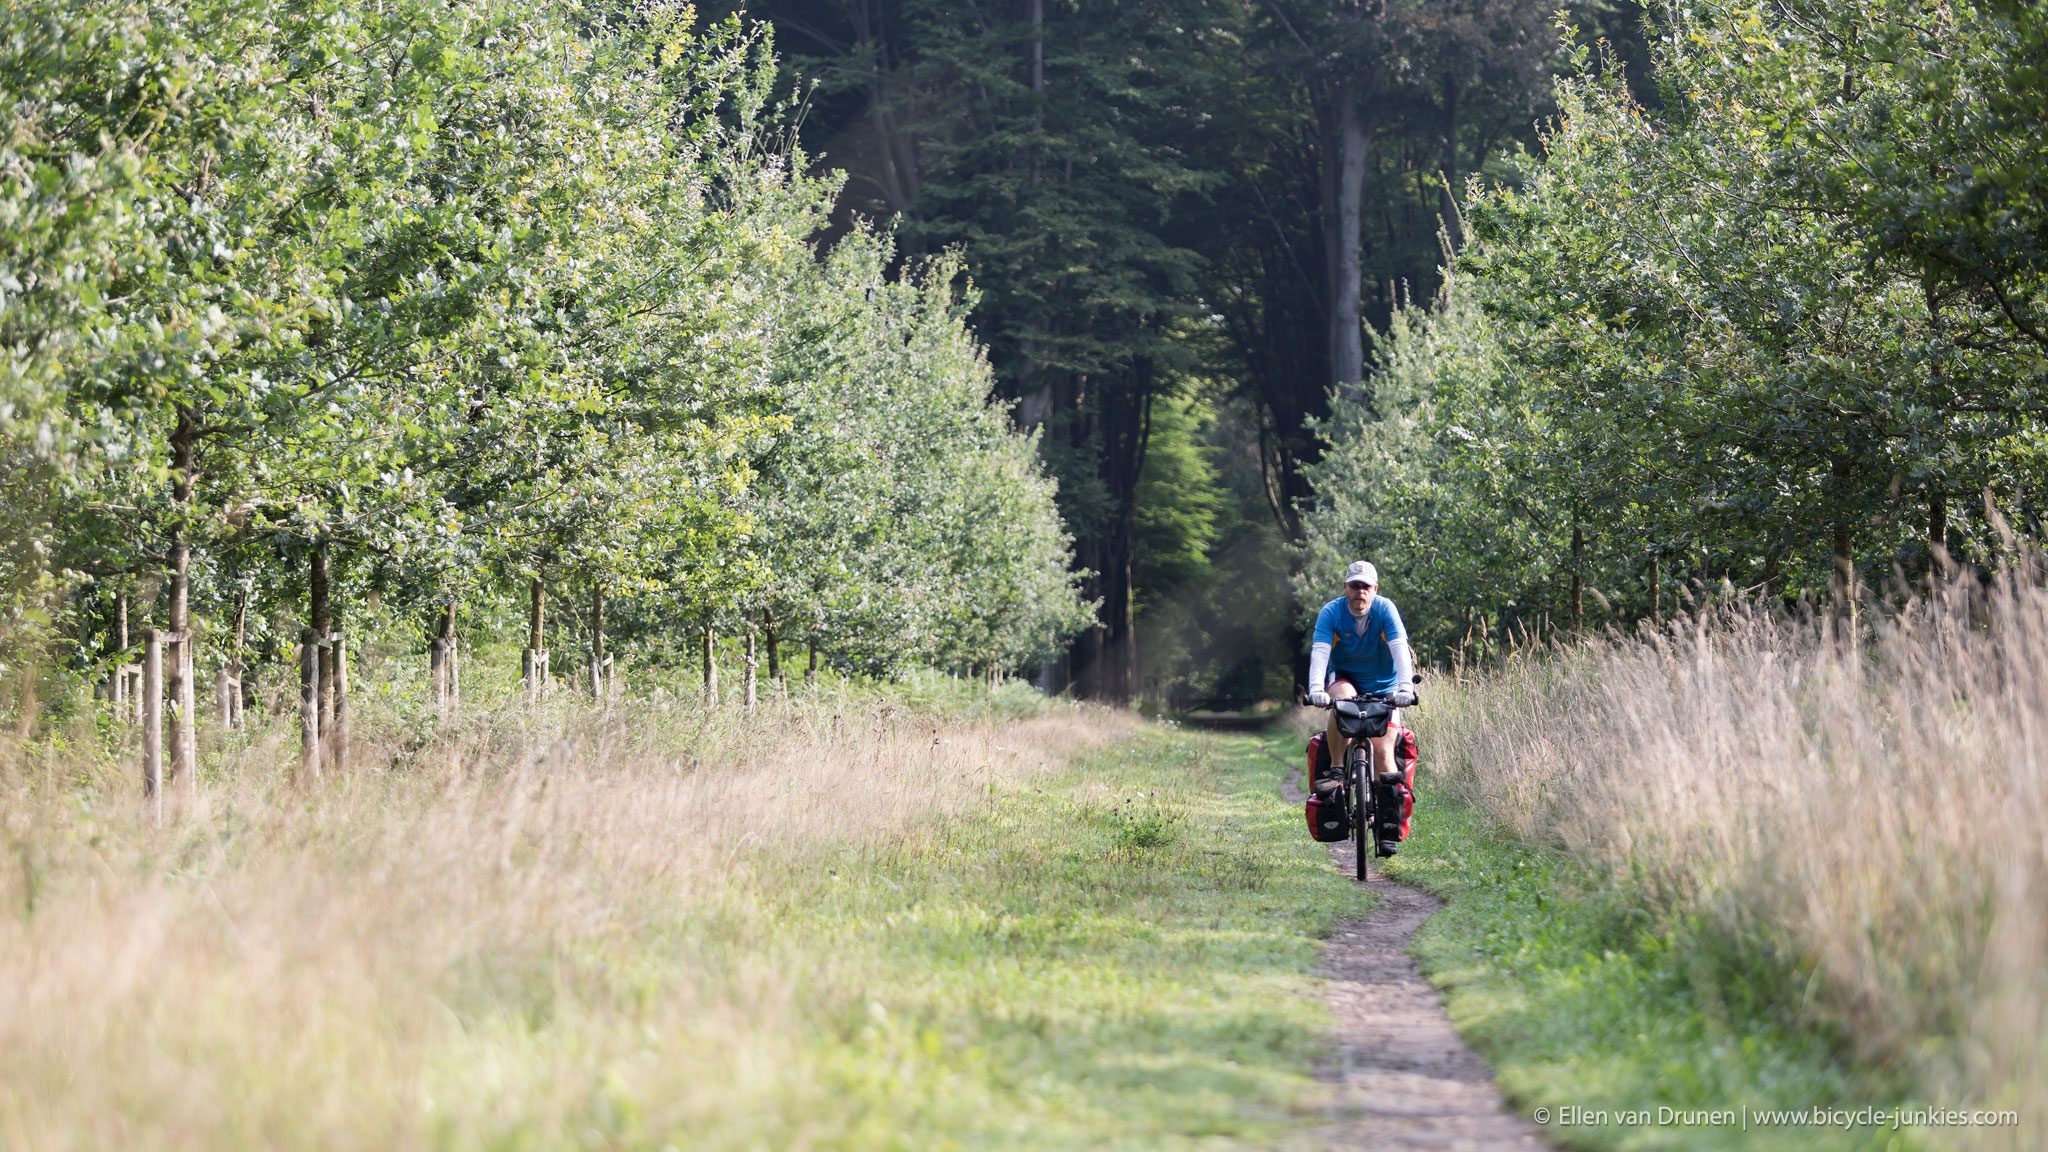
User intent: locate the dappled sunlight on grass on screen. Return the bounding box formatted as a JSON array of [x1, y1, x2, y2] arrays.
[[1367, 576, 2048, 1147], [0, 693, 1375, 1148]]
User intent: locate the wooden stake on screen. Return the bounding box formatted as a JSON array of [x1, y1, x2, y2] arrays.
[[331, 632, 349, 774], [443, 598, 459, 708], [169, 627, 196, 795], [215, 666, 235, 730], [228, 582, 248, 730], [168, 408, 196, 792], [112, 592, 130, 709], [300, 628, 321, 781], [142, 629, 163, 813], [744, 627, 758, 711]]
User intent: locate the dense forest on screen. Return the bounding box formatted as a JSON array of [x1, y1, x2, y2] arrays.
[[0, 0, 1090, 773], [1304, 0, 2048, 653], [710, 0, 1654, 702], [6, 0, 2044, 736]]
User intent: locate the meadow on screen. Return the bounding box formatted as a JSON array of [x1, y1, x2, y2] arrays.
[[0, 654, 1371, 1149], [1407, 575, 2048, 1149]]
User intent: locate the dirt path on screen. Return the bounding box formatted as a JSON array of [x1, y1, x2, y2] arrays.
[[1286, 769, 1549, 1151]]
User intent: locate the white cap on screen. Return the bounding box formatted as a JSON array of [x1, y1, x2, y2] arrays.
[[1343, 560, 1379, 587]]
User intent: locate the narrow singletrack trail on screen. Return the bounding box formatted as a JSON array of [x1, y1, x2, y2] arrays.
[[1285, 769, 1549, 1151]]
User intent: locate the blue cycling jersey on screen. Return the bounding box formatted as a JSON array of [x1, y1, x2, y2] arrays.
[[1312, 596, 1407, 695]]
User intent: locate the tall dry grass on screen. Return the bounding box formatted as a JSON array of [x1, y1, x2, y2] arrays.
[[0, 685, 1126, 1149], [1431, 575, 2048, 1139]]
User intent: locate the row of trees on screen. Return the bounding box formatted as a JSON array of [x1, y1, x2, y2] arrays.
[[1303, 0, 2048, 655], [716, 0, 1646, 700], [0, 0, 1089, 774]]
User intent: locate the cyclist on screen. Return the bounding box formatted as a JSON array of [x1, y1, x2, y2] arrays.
[[1306, 560, 1417, 796]]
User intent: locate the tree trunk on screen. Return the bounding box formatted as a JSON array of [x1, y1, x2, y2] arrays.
[[227, 583, 247, 729], [167, 407, 197, 793], [311, 542, 333, 734], [1067, 373, 1154, 703], [524, 575, 547, 705], [1833, 518, 1856, 627], [1928, 489, 1950, 582], [702, 625, 718, 706], [1438, 75, 1463, 251], [807, 636, 819, 684], [1328, 79, 1371, 402], [589, 580, 605, 699], [1103, 533, 1138, 701], [1030, 0, 1046, 186], [1570, 521, 1585, 633], [430, 636, 450, 716], [1832, 461, 1857, 626], [1649, 552, 1662, 624], [847, 0, 916, 210], [764, 610, 782, 683]]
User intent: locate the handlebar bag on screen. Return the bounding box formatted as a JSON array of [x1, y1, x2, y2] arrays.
[[1334, 698, 1394, 739]]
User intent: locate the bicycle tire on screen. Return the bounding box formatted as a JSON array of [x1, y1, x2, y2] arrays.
[[1350, 745, 1370, 882]]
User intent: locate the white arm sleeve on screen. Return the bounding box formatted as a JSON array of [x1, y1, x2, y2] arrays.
[[1389, 637, 1414, 689], [1308, 641, 1331, 691]]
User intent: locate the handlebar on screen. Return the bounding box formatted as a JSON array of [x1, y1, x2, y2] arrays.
[[1299, 674, 1423, 708]]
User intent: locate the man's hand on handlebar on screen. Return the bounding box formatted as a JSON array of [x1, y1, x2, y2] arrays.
[[1307, 689, 1331, 707], [1394, 674, 1423, 708]]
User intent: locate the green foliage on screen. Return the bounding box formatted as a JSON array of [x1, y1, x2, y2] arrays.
[[1380, 793, 1917, 1151], [748, 729, 1375, 1147], [1299, 285, 1564, 653], [1134, 393, 1228, 618], [1304, 2, 2048, 651], [1, 0, 1087, 714]]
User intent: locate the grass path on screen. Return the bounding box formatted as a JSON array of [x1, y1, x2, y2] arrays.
[[7, 711, 1924, 1149], [1272, 757, 1548, 1149], [1237, 722, 1937, 1152], [721, 725, 1377, 1148]]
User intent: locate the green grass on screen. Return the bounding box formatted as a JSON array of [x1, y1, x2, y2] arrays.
[[681, 727, 1371, 1149], [1236, 715, 1926, 1152]]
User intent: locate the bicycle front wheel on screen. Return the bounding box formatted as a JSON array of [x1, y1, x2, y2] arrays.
[[1350, 748, 1370, 882]]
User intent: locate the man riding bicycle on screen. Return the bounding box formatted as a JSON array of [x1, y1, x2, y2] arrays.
[[1307, 560, 1417, 796]]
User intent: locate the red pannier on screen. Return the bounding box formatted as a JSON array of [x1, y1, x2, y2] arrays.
[[1303, 732, 1348, 842], [1305, 789, 1349, 842], [1387, 726, 1418, 841]]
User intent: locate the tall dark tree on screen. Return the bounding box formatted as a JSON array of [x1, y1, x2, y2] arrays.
[[727, 0, 1613, 698]]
